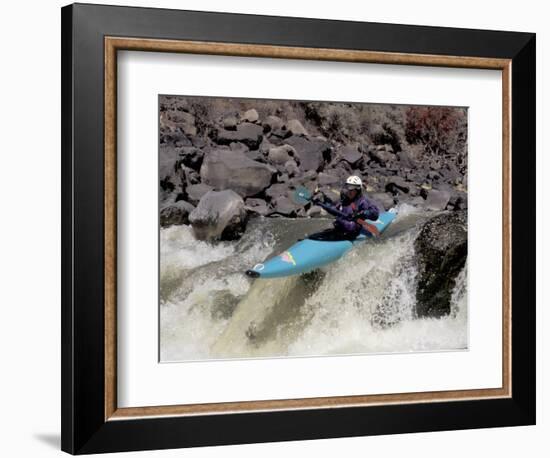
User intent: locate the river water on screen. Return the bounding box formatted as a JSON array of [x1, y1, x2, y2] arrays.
[[160, 204, 468, 362]]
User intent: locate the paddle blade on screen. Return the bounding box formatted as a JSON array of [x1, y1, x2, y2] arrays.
[[292, 186, 313, 205], [357, 218, 380, 237]]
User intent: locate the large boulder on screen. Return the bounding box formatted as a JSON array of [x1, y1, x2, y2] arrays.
[[414, 211, 467, 318], [200, 149, 276, 197], [189, 190, 248, 240], [160, 200, 195, 227], [285, 136, 331, 172], [214, 122, 264, 149]]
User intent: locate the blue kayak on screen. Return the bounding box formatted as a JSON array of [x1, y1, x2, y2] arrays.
[[245, 209, 397, 279]]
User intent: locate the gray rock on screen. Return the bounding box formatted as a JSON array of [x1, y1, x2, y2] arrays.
[[426, 170, 442, 181], [159, 146, 186, 195], [338, 145, 363, 166], [369, 192, 394, 211], [318, 172, 340, 186], [223, 116, 238, 131], [229, 142, 249, 155], [200, 149, 276, 197], [307, 205, 327, 218], [160, 200, 195, 227], [241, 108, 259, 123], [399, 195, 426, 207], [440, 164, 462, 185], [271, 195, 301, 216], [244, 150, 264, 162], [270, 127, 291, 139], [397, 150, 416, 169], [302, 170, 318, 181], [245, 198, 270, 216], [268, 144, 296, 164], [262, 115, 284, 132], [286, 119, 308, 136], [414, 211, 467, 317], [385, 177, 410, 195], [185, 183, 214, 205], [189, 190, 248, 241], [162, 110, 197, 136], [421, 188, 452, 211], [166, 109, 195, 126], [429, 158, 442, 170], [450, 190, 468, 210], [318, 187, 340, 203], [177, 146, 204, 171], [368, 148, 393, 167], [285, 136, 331, 171], [259, 137, 275, 155], [284, 160, 300, 177], [159, 145, 181, 181], [265, 183, 289, 200], [180, 164, 200, 185], [190, 136, 207, 148], [214, 122, 264, 149], [170, 133, 193, 147]]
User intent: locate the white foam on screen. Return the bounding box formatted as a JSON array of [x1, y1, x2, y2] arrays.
[[160, 217, 468, 362]]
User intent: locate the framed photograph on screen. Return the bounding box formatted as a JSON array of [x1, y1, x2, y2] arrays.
[[61, 3, 536, 454]]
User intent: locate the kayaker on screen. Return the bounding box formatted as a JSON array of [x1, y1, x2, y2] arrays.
[[309, 175, 380, 241]]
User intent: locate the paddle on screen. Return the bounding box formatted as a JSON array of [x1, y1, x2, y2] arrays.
[[292, 186, 315, 205], [291, 186, 380, 237]]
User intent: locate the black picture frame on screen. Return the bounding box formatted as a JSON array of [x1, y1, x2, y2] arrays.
[[61, 3, 536, 454]]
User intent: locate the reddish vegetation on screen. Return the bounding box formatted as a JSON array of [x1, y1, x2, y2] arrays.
[[405, 106, 467, 157]]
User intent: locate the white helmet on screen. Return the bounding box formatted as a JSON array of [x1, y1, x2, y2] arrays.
[[345, 175, 363, 188]]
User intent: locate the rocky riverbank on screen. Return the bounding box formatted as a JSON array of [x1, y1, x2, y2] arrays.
[[159, 96, 468, 241]]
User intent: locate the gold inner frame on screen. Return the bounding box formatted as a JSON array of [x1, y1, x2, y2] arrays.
[[104, 37, 512, 421]]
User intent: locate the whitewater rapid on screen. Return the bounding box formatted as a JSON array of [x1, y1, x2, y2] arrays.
[[160, 205, 468, 362]]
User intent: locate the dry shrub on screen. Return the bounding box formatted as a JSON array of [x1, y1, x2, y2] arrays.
[[405, 106, 467, 156]]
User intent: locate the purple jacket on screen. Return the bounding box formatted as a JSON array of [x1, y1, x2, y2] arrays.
[[323, 195, 380, 233]]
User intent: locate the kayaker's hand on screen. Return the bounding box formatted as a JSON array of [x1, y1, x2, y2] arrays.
[[314, 192, 332, 205], [311, 192, 325, 205]]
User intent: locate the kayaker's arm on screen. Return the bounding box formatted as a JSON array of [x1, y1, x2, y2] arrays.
[[311, 199, 345, 218], [354, 198, 380, 222], [312, 198, 380, 237]]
